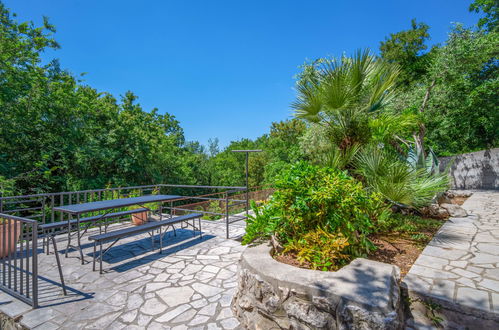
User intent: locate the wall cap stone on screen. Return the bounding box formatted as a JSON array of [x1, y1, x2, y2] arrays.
[[237, 242, 402, 320]]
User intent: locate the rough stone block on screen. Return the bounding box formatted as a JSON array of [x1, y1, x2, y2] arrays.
[[232, 243, 402, 330]]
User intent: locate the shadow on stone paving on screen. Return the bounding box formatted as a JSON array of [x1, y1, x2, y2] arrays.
[[107, 231, 216, 273], [429, 231, 469, 247], [82, 229, 201, 263], [36, 274, 93, 308]]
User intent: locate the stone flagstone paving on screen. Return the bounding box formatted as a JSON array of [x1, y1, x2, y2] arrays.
[[0, 215, 247, 329], [404, 190, 499, 323]]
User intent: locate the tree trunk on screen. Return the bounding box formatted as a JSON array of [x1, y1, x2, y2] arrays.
[[415, 79, 436, 153]]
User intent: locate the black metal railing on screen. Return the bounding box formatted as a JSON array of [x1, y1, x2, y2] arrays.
[[0, 183, 271, 307], [0, 214, 38, 308], [0, 184, 251, 239]]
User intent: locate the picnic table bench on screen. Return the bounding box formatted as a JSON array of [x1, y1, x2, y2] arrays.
[[89, 212, 203, 273], [40, 208, 149, 254]]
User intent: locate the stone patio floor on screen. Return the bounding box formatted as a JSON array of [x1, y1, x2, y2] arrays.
[[0, 214, 247, 329], [3, 192, 499, 329], [404, 190, 499, 322]]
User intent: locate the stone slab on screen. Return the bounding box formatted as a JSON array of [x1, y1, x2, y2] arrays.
[[403, 190, 499, 327]]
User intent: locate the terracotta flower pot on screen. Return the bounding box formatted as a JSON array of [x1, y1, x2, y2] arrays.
[[0, 221, 22, 258], [131, 211, 149, 226]]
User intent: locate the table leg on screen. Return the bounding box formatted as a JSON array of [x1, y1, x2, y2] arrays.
[[77, 214, 85, 264], [92, 242, 96, 272], [99, 242, 103, 274], [159, 226, 163, 254], [65, 215, 71, 258], [51, 236, 67, 296], [46, 231, 50, 255]]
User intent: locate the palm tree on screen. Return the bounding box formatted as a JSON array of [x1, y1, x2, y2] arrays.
[[293, 50, 448, 209], [293, 49, 400, 151]]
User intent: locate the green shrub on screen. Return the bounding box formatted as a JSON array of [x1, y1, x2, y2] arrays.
[[242, 162, 387, 270], [355, 145, 449, 208], [202, 201, 223, 220], [284, 229, 350, 271]]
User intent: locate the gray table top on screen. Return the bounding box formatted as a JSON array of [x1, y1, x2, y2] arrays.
[[53, 194, 182, 215]]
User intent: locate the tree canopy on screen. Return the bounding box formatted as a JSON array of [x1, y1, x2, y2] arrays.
[[0, 1, 497, 197]]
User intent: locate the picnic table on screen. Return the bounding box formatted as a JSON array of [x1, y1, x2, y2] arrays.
[[52, 194, 182, 263], [48, 194, 182, 294]]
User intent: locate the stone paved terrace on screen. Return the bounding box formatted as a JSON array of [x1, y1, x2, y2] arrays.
[[404, 190, 499, 328], [0, 214, 247, 329]]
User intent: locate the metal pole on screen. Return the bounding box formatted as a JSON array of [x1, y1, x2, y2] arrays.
[[32, 222, 38, 308], [245, 152, 249, 217], [231, 149, 262, 226], [225, 192, 229, 239]]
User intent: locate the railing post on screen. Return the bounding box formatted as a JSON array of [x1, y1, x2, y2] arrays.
[[32, 221, 38, 308], [225, 192, 229, 239]]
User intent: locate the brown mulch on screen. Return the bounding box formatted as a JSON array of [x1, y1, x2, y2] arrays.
[[274, 252, 311, 269], [368, 235, 426, 277]]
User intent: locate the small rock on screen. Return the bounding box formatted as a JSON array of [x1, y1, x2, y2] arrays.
[[440, 203, 467, 217], [422, 203, 449, 219]]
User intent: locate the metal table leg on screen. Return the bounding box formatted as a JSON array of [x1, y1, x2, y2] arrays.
[[76, 214, 85, 264], [50, 236, 67, 296]]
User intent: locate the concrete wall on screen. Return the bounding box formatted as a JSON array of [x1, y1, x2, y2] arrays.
[[439, 148, 499, 190]]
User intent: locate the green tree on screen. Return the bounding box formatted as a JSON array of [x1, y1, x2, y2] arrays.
[[380, 19, 432, 88], [470, 0, 499, 32], [422, 26, 499, 154]]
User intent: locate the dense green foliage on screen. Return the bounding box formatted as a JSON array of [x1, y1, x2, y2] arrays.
[[293, 50, 400, 151], [243, 162, 386, 270], [382, 20, 498, 155], [380, 19, 432, 88], [470, 0, 499, 32], [355, 145, 448, 208], [291, 49, 448, 209], [0, 0, 496, 202]]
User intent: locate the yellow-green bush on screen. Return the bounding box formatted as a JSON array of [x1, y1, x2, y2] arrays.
[[243, 162, 388, 270]]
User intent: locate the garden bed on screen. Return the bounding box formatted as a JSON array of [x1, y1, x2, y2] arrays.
[[273, 214, 447, 277]]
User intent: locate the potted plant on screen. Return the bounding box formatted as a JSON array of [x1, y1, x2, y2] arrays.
[[130, 205, 149, 226], [129, 202, 162, 226], [0, 218, 22, 258]]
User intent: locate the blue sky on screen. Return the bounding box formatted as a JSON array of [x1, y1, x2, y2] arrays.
[[4, 0, 480, 148]]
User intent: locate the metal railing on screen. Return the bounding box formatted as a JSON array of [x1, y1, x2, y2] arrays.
[[0, 184, 251, 239], [0, 183, 269, 306], [0, 214, 38, 308]]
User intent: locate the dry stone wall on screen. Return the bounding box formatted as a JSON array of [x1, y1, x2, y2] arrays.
[[232, 243, 403, 330]]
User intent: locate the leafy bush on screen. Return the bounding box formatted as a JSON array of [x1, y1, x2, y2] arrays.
[[242, 162, 387, 270], [202, 201, 223, 220], [355, 145, 449, 208], [284, 229, 350, 271]]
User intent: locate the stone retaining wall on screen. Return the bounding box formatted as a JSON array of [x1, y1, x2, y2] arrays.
[[231, 243, 403, 329], [439, 148, 499, 190]]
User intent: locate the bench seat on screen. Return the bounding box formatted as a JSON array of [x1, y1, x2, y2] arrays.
[[89, 213, 203, 273], [89, 213, 203, 242]]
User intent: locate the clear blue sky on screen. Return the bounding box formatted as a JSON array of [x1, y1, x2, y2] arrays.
[[4, 0, 480, 148]]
